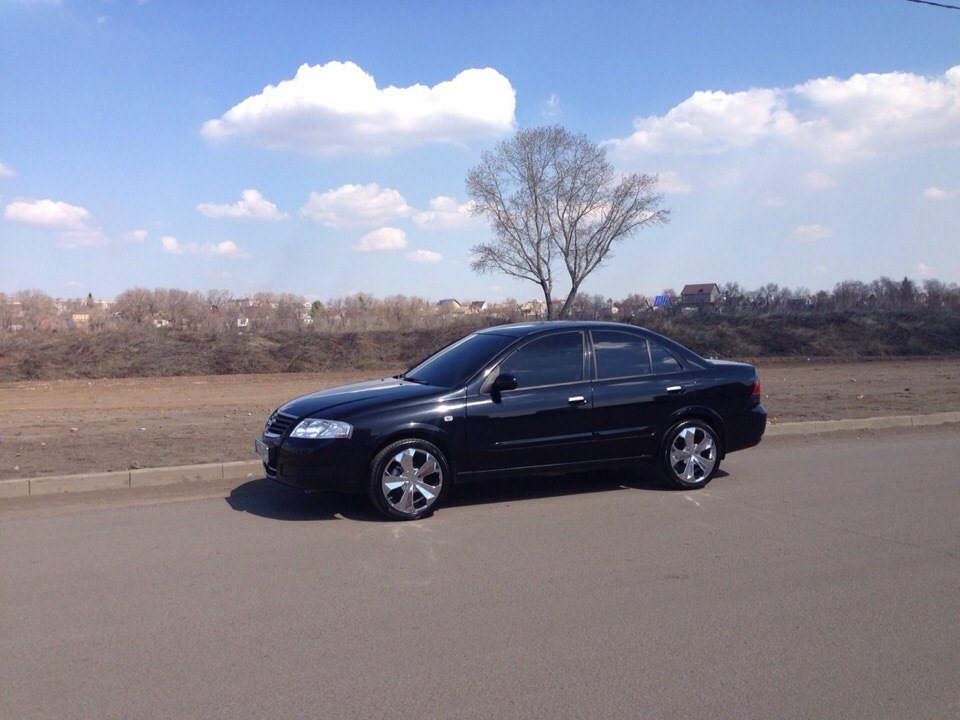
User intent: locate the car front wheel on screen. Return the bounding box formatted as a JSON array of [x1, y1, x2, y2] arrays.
[[368, 439, 450, 520], [659, 419, 720, 489]]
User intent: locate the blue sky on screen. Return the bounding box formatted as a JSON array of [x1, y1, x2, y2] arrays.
[[1, 0, 958, 302]]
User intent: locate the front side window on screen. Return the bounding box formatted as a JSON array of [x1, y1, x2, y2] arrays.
[[592, 330, 651, 379], [405, 332, 515, 388], [497, 332, 584, 389]]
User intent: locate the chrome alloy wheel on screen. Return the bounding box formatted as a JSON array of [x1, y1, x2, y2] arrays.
[[380, 447, 444, 515], [668, 425, 717, 484]]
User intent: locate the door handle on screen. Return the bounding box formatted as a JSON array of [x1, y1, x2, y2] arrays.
[[568, 395, 587, 405], [666, 386, 684, 394]]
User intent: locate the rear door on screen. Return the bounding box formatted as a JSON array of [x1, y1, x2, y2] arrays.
[[466, 331, 593, 472], [590, 329, 694, 460]]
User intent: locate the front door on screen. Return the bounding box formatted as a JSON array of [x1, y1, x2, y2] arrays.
[[466, 331, 593, 472]]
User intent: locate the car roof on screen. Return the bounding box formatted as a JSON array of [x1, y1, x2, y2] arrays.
[[476, 320, 647, 337]]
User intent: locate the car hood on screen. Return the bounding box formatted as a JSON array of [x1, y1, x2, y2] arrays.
[[279, 378, 442, 419]]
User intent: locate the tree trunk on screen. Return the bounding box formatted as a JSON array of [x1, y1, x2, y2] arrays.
[[557, 284, 580, 319], [543, 283, 554, 320]]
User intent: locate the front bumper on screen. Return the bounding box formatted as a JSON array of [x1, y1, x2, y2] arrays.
[[257, 435, 365, 494]]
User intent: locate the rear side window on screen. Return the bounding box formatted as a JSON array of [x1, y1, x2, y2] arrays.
[[498, 332, 584, 388], [592, 330, 651, 379], [650, 342, 683, 374]]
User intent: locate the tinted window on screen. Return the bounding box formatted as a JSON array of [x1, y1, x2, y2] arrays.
[[498, 332, 583, 388], [592, 330, 651, 379], [405, 332, 515, 388], [650, 342, 682, 374]]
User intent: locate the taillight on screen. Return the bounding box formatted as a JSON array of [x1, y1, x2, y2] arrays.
[[749, 378, 761, 407]]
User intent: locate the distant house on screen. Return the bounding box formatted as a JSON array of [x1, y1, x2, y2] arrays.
[[652, 294, 672, 309], [70, 313, 90, 330], [437, 298, 464, 314], [520, 299, 546, 318], [681, 283, 720, 307], [468, 301, 488, 313]]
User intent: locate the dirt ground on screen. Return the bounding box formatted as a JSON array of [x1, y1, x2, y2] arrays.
[[1, 358, 958, 480]]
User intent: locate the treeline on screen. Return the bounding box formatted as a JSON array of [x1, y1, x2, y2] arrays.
[[2, 276, 960, 334], [2, 277, 959, 382], [1, 308, 958, 382]]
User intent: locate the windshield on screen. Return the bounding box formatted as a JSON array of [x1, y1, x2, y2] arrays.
[[404, 332, 515, 388]]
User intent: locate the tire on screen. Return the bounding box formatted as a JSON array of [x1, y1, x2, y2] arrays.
[[658, 419, 720, 489], [367, 439, 451, 520]]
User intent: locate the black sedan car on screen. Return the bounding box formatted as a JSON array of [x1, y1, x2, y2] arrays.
[[256, 321, 765, 520]]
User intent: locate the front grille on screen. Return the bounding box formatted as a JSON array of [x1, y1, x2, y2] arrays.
[[264, 411, 298, 437]]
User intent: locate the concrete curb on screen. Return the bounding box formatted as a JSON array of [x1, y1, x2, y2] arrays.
[[1, 412, 958, 500], [764, 411, 959, 437], [0, 460, 263, 500]]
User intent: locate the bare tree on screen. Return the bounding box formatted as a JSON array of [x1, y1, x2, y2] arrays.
[[157, 289, 204, 329], [923, 279, 948, 307], [467, 125, 668, 319], [14, 289, 58, 330], [114, 287, 158, 325]]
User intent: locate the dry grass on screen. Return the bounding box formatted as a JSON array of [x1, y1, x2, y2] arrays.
[[1, 310, 959, 382]]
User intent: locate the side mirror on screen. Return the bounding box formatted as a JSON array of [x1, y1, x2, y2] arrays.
[[490, 373, 517, 402]]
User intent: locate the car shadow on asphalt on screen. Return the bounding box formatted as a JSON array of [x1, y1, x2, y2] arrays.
[[224, 467, 727, 522], [225, 479, 378, 522]]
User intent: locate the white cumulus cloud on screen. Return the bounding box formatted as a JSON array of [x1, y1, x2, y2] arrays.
[[412, 196, 478, 229], [611, 86, 795, 155], [610, 65, 960, 162], [793, 224, 833, 241], [406, 249, 443, 263], [542, 92, 561, 119], [655, 171, 693, 194], [800, 171, 838, 190], [161, 236, 249, 258], [918, 262, 933, 274], [4, 197, 116, 248], [202, 60, 516, 155], [923, 186, 958, 200], [300, 183, 411, 227], [123, 229, 148, 242], [4, 198, 92, 230], [352, 226, 407, 252], [196, 188, 287, 220], [0, 161, 14, 178]]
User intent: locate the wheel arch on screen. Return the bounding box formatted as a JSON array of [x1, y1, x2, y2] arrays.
[[367, 424, 457, 479], [663, 406, 727, 458]]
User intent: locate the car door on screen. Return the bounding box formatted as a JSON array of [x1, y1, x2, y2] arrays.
[[590, 329, 695, 460], [466, 330, 593, 472]]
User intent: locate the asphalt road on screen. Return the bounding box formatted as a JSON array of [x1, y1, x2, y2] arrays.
[[2, 427, 958, 720]]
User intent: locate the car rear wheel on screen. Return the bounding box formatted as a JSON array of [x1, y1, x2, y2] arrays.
[[368, 439, 450, 520], [659, 419, 720, 489]]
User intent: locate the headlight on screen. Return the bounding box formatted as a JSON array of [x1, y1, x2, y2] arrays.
[[289, 418, 353, 439]]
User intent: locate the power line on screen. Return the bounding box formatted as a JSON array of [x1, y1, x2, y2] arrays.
[[904, 0, 960, 10]]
